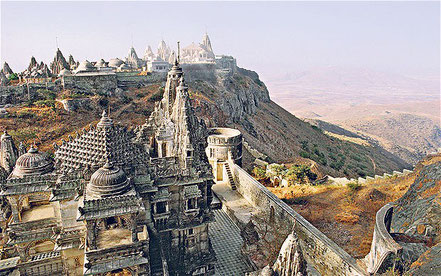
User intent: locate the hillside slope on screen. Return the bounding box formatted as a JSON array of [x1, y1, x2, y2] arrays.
[[188, 66, 410, 177], [0, 66, 410, 178]]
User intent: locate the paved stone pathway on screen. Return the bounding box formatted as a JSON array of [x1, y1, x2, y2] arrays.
[[210, 209, 254, 276]]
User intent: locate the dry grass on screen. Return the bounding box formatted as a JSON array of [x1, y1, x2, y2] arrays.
[[0, 86, 161, 153], [269, 172, 416, 258]]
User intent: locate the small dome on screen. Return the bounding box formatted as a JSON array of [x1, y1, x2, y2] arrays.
[[58, 69, 72, 77], [95, 59, 106, 68], [86, 162, 130, 199], [75, 60, 95, 73], [108, 58, 124, 68], [12, 146, 53, 177], [118, 63, 130, 70]]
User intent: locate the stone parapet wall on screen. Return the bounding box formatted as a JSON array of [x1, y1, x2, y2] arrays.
[[181, 63, 217, 82], [328, 168, 414, 186], [364, 204, 402, 275], [229, 162, 367, 276]]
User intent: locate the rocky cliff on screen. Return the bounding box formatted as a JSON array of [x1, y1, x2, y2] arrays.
[[0, 64, 410, 178], [188, 65, 409, 177], [387, 154, 441, 275]]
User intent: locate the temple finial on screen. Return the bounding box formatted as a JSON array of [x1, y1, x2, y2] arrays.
[[177, 41, 180, 64]]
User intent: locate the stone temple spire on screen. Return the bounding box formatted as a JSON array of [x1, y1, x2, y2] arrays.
[[2, 62, 13, 76], [272, 231, 307, 276], [201, 32, 213, 53], [0, 131, 19, 174], [162, 53, 183, 117], [0, 71, 8, 87], [97, 110, 113, 127], [50, 48, 69, 76], [28, 56, 38, 71]]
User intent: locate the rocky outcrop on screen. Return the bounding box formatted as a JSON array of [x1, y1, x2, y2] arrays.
[[218, 70, 270, 122], [189, 65, 270, 123], [391, 161, 441, 241], [376, 157, 441, 274], [57, 98, 92, 112], [406, 243, 441, 275]]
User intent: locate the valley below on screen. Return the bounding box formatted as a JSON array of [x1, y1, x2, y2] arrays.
[[265, 66, 441, 165]]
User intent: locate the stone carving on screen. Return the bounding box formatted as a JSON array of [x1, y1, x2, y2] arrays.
[[0, 60, 216, 275], [50, 48, 69, 76]]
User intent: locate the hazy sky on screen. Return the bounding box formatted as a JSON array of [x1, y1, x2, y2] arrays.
[[1, 1, 439, 80]]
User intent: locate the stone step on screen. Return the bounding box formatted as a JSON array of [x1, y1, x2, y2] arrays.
[[225, 163, 237, 190]]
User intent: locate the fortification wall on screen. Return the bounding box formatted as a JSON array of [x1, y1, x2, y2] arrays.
[[64, 74, 117, 95], [230, 162, 367, 276], [0, 83, 57, 105], [181, 63, 217, 82], [364, 204, 402, 275]]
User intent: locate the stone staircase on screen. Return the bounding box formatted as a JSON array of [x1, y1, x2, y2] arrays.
[[225, 163, 237, 190], [149, 232, 164, 276]]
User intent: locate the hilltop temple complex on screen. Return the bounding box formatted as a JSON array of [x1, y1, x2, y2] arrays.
[[0, 60, 220, 275], [0, 31, 438, 276]]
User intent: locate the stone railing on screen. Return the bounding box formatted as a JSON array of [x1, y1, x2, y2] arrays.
[[364, 203, 402, 275], [229, 161, 368, 275], [328, 168, 413, 186]]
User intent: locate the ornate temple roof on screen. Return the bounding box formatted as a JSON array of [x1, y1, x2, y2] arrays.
[[78, 194, 143, 220], [50, 48, 70, 76], [86, 162, 130, 199], [2, 62, 13, 75], [54, 111, 148, 174], [11, 146, 54, 178], [94, 59, 107, 68], [108, 58, 124, 68], [74, 60, 96, 74]]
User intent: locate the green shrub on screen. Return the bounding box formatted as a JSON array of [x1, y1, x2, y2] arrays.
[[37, 89, 57, 101], [34, 99, 56, 108], [252, 166, 267, 180], [285, 164, 317, 184], [8, 73, 18, 80], [347, 181, 362, 192]]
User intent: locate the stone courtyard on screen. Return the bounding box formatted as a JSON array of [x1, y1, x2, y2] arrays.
[[209, 209, 253, 276]]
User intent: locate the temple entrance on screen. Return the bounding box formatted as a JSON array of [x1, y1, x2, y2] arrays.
[[162, 143, 167, 157]]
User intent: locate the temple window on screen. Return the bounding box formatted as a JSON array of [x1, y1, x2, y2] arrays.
[[156, 201, 168, 214], [106, 217, 118, 228], [188, 228, 194, 236], [186, 198, 197, 210]]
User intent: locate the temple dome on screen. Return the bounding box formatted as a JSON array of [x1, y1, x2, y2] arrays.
[[12, 146, 53, 177], [86, 162, 130, 199], [75, 60, 95, 73], [95, 59, 106, 68], [108, 58, 124, 68]]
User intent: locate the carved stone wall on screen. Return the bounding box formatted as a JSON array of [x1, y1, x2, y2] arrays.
[[230, 162, 368, 276]]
